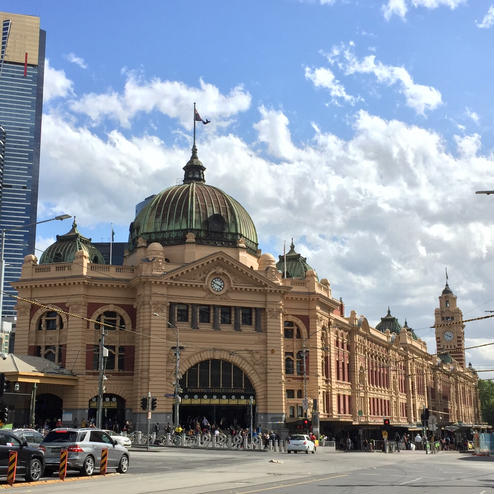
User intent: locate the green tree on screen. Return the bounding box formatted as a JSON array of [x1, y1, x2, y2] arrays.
[[478, 379, 494, 427]]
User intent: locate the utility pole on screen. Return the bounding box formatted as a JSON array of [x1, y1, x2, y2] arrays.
[[172, 323, 182, 429], [146, 391, 151, 450], [302, 340, 308, 426], [96, 329, 107, 428]]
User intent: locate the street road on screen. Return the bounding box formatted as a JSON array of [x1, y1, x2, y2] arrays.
[[4, 448, 493, 494]]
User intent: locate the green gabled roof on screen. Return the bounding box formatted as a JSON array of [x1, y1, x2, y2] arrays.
[[39, 220, 105, 265], [128, 147, 258, 254], [376, 307, 402, 334], [276, 240, 315, 279]]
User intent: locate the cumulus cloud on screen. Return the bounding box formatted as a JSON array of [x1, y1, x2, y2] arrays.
[[477, 5, 494, 29], [43, 59, 74, 102], [64, 52, 87, 69], [70, 74, 251, 128], [304, 66, 358, 105], [38, 70, 493, 360], [324, 44, 442, 115], [383, 0, 466, 20]]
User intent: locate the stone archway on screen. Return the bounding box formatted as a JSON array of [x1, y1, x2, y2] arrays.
[[87, 393, 126, 430], [179, 358, 256, 430]]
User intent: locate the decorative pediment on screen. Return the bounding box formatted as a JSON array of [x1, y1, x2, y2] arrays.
[[162, 252, 287, 293]]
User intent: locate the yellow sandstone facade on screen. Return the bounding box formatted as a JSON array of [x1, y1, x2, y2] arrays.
[[12, 148, 480, 435]]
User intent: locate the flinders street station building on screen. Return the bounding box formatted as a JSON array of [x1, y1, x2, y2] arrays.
[[10, 145, 481, 436]]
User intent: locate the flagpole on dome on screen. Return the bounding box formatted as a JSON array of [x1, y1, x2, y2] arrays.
[[193, 102, 197, 149], [110, 223, 114, 265]]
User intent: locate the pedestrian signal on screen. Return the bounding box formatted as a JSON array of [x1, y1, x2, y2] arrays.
[[383, 418, 390, 426]]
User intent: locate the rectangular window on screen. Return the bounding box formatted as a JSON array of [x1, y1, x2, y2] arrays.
[[289, 406, 295, 418], [187, 364, 198, 388], [241, 308, 252, 325], [233, 365, 243, 388], [118, 347, 125, 370], [221, 361, 232, 388], [220, 306, 231, 324], [176, 304, 189, 322], [211, 359, 221, 387], [297, 406, 304, 417], [199, 305, 210, 323], [199, 360, 209, 388], [286, 389, 295, 399]]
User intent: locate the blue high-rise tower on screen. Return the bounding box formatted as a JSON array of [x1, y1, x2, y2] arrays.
[[0, 12, 45, 318]]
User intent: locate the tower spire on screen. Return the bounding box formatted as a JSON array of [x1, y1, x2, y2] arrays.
[[183, 103, 210, 184]]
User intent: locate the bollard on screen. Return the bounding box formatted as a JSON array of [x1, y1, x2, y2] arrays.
[[181, 433, 186, 447], [212, 435, 217, 448], [59, 449, 68, 480], [269, 440, 273, 451], [100, 448, 108, 475], [136, 431, 142, 444], [7, 450, 17, 485], [166, 433, 171, 446], [243, 437, 248, 449]]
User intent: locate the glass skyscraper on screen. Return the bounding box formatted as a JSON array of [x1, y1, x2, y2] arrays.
[[0, 12, 45, 318]]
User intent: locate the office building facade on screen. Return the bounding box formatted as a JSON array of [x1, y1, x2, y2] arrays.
[[0, 12, 45, 318]]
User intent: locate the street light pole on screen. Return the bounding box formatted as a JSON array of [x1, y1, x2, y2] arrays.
[[96, 328, 107, 429], [0, 214, 71, 331], [172, 321, 182, 429]]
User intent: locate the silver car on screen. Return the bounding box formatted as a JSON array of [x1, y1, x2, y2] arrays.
[[40, 428, 129, 476]]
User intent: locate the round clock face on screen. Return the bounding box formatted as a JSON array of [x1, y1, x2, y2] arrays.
[[210, 277, 225, 292], [444, 331, 454, 342]]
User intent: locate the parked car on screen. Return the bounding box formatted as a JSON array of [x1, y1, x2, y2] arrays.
[[40, 428, 129, 476], [12, 428, 44, 448], [103, 430, 132, 448], [287, 434, 316, 454], [0, 430, 44, 481]]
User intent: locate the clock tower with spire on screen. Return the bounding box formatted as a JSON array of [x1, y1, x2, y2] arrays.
[[434, 272, 465, 367]]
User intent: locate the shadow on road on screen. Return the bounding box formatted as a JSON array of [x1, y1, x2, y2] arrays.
[[458, 455, 493, 462]]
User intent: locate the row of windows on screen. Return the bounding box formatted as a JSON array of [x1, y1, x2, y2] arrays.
[[284, 321, 302, 339], [285, 389, 304, 399], [337, 394, 351, 415], [288, 405, 305, 418], [175, 304, 253, 326], [369, 397, 390, 416], [86, 345, 134, 372], [32, 344, 65, 366]]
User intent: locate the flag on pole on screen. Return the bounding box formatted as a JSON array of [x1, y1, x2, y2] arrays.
[[111, 227, 115, 242], [194, 108, 210, 125]]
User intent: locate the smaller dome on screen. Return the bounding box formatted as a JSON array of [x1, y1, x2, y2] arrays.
[[376, 307, 402, 334], [147, 242, 164, 256], [39, 220, 105, 265], [402, 319, 418, 340], [276, 240, 316, 279], [258, 253, 276, 270], [438, 352, 453, 364]]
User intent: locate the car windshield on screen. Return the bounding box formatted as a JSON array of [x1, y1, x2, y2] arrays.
[[42, 430, 79, 443], [20, 433, 43, 443], [290, 435, 307, 440]]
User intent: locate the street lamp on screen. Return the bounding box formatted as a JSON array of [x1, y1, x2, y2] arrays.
[[0, 214, 71, 329], [153, 313, 184, 429]]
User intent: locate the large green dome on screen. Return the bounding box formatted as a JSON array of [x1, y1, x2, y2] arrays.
[[39, 220, 105, 264], [128, 146, 258, 254]]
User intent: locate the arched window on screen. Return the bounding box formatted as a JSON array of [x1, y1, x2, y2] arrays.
[[95, 311, 125, 331], [44, 346, 56, 362], [37, 311, 64, 331], [285, 356, 294, 375]]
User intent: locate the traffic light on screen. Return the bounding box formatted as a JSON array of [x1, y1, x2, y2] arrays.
[[0, 407, 8, 423], [383, 418, 390, 426], [151, 398, 157, 410], [0, 374, 5, 397], [421, 408, 430, 426], [140, 396, 148, 410]]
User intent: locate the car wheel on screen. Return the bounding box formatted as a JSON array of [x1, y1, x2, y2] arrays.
[[25, 457, 43, 482], [312, 449, 316, 454], [117, 454, 129, 474], [80, 455, 95, 476], [294, 450, 298, 454], [305, 449, 309, 454]]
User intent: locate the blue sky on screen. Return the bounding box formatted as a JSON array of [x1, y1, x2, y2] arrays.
[[4, 0, 493, 373]]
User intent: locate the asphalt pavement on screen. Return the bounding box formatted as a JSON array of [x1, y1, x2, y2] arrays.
[[3, 448, 493, 494]]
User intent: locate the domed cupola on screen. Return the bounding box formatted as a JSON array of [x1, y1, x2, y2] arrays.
[[402, 319, 418, 340], [128, 145, 258, 254], [376, 307, 402, 334], [39, 220, 105, 265], [276, 240, 315, 279]]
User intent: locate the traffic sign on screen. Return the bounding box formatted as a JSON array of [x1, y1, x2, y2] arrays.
[[164, 393, 174, 398]]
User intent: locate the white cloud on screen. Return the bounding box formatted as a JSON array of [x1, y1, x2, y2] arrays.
[[454, 133, 481, 158], [477, 6, 494, 28], [383, 0, 466, 19], [70, 74, 251, 128], [325, 44, 442, 115], [64, 52, 87, 69], [465, 108, 480, 124], [304, 66, 358, 105], [253, 106, 298, 160], [382, 0, 466, 21], [43, 59, 74, 102]]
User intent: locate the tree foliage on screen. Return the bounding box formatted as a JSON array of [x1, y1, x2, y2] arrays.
[[478, 379, 494, 427]]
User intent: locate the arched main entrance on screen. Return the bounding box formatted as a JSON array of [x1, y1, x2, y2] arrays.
[[179, 359, 256, 430], [88, 394, 126, 430], [36, 394, 63, 428]]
